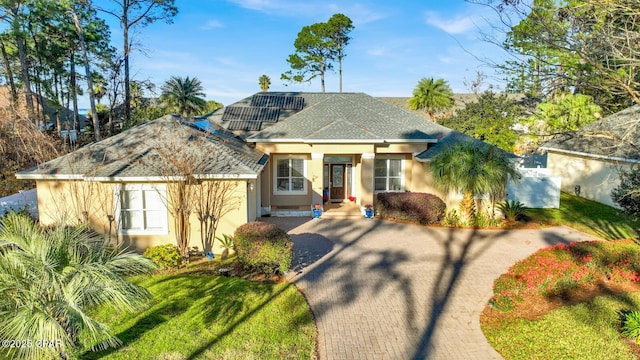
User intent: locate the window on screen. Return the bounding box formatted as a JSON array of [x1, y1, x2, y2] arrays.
[[274, 156, 307, 195], [374, 158, 404, 192], [117, 184, 168, 235]]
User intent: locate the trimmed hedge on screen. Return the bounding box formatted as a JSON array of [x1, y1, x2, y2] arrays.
[[376, 192, 446, 225], [143, 244, 182, 269], [234, 221, 293, 275]]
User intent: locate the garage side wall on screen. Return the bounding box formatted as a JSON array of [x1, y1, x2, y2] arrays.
[[546, 151, 632, 208]]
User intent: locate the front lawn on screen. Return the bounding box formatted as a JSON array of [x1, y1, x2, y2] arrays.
[[82, 272, 316, 359], [526, 192, 639, 240], [482, 239, 640, 359]]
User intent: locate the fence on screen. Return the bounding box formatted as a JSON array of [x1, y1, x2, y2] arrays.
[[507, 167, 561, 209], [0, 189, 38, 218]]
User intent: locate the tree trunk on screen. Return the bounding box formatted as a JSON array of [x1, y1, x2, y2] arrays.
[[15, 25, 35, 122], [0, 36, 17, 106], [70, 53, 79, 131], [70, 5, 101, 141], [320, 60, 325, 92], [54, 73, 61, 134], [123, 11, 131, 128], [339, 57, 343, 93]]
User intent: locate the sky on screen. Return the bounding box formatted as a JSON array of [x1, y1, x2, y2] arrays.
[[88, 0, 512, 108]]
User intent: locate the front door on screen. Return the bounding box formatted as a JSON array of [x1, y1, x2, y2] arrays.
[[330, 164, 345, 200]]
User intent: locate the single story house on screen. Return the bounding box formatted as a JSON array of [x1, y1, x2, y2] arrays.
[[17, 92, 489, 250], [540, 104, 640, 208]]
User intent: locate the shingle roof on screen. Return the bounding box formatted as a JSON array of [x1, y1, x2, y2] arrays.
[[540, 105, 640, 162], [413, 129, 519, 161], [210, 92, 449, 142], [17, 115, 267, 181]]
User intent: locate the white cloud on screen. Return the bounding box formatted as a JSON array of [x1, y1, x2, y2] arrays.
[[200, 19, 224, 30], [425, 11, 477, 35], [367, 47, 387, 57], [227, 0, 386, 24]]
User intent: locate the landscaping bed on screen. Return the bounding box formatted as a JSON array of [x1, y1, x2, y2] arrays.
[[481, 239, 640, 359]]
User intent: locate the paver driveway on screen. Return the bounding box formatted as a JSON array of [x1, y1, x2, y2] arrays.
[[263, 217, 597, 360]]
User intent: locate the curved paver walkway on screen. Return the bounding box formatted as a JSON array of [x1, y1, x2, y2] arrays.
[[264, 217, 597, 360]]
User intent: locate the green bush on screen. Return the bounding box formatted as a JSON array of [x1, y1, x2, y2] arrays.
[[143, 244, 182, 269], [497, 199, 527, 222], [441, 209, 462, 227], [622, 310, 640, 343], [234, 222, 293, 276], [376, 192, 446, 224], [470, 210, 501, 227]]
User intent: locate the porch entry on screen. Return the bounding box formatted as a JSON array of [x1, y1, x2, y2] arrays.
[[324, 156, 353, 202]]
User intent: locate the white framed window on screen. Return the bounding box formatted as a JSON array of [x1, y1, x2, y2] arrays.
[[374, 158, 405, 192], [273, 156, 307, 195], [116, 184, 168, 235]]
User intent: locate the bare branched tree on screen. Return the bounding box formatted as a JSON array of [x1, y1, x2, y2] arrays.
[[194, 181, 239, 253], [152, 119, 240, 259]]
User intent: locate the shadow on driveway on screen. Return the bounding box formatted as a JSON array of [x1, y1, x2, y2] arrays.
[[268, 217, 597, 360]]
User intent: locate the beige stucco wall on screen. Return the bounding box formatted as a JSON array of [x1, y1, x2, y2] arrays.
[[547, 151, 632, 208], [255, 142, 464, 211], [407, 160, 461, 210], [35, 179, 250, 253]]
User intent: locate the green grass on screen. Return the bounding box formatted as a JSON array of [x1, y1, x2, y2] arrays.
[[482, 292, 640, 360], [526, 192, 640, 240], [81, 273, 316, 359]]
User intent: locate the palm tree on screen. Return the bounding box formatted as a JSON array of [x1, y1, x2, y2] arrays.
[[258, 74, 271, 92], [0, 213, 156, 360], [408, 77, 455, 121], [430, 141, 518, 220], [160, 76, 207, 118]]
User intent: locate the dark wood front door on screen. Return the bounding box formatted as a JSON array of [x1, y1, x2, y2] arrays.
[[330, 164, 345, 200]]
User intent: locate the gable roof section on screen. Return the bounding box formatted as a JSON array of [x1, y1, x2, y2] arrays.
[[211, 92, 445, 143], [414, 128, 519, 162], [540, 105, 640, 163], [17, 115, 268, 181]]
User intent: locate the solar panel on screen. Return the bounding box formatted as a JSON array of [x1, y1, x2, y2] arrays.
[[192, 120, 217, 133], [250, 94, 304, 110], [222, 106, 280, 122], [227, 120, 262, 131]]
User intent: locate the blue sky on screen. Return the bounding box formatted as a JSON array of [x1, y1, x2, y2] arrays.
[[93, 0, 509, 107]]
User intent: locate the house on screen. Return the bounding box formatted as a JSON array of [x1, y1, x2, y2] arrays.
[[17, 92, 486, 250], [540, 105, 640, 208], [16, 115, 267, 251], [206, 92, 480, 216]]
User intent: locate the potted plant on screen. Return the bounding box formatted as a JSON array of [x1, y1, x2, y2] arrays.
[[364, 204, 373, 218], [312, 203, 322, 219]]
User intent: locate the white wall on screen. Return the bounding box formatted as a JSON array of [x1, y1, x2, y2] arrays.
[[546, 151, 633, 208], [507, 173, 561, 208], [0, 189, 38, 218]]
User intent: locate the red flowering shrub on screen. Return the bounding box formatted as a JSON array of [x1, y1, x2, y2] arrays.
[[376, 192, 446, 225], [490, 240, 640, 312], [234, 222, 293, 276]]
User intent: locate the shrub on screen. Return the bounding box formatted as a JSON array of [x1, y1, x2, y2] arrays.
[[143, 244, 182, 269], [215, 234, 235, 261], [497, 199, 527, 222], [622, 310, 640, 343], [234, 222, 293, 276], [376, 192, 446, 225], [470, 210, 501, 228], [611, 168, 640, 219], [441, 209, 461, 227]]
